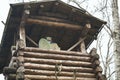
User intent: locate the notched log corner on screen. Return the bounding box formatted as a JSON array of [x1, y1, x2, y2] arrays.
[[16, 39, 25, 50]]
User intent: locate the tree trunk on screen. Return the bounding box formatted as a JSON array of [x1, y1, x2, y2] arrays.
[[112, 0, 120, 80]]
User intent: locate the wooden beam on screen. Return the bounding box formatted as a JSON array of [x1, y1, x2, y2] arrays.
[[18, 4, 30, 47], [80, 23, 91, 53], [24, 52, 91, 62], [67, 22, 91, 52], [7, 74, 16, 80], [24, 75, 97, 80], [19, 26, 26, 46], [89, 48, 100, 62], [30, 16, 73, 23], [21, 47, 90, 57], [80, 40, 86, 53], [8, 57, 16, 67], [3, 67, 17, 75], [11, 17, 97, 35], [16, 5, 31, 80], [24, 57, 92, 67], [92, 60, 100, 68], [95, 66, 103, 73], [16, 39, 25, 50], [26, 35, 38, 47], [67, 36, 86, 51], [27, 18, 83, 30], [12, 47, 90, 57], [16, 66, 25, 80], [80, 23, 91, 37], [24, 69, 95, 78], [24, 63, 94, 73]]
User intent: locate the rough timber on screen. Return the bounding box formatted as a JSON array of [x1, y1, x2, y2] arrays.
[[0, 0, 106, 80]]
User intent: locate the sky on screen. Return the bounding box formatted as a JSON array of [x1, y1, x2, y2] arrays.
[[0, 0, 120, 80], [0, 0, 9, 42], [0, 0, 9, 79]]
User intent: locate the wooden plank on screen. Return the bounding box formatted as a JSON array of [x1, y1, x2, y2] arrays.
[[30, 16, 73, 23], [21, 47, 90, 57], [24, 57, 92, 67], [24, 52, 91, 62], [24, 69, 95, 78], [24, 75, 97, 80], [24, 63, 94, 73], [27, 18, 83, 30]]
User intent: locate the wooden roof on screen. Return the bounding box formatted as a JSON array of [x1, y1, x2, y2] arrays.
[[0, 0, 106, 73]]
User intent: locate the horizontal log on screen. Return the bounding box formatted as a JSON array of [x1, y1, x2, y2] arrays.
[[24, 57, 92, 67], [24, 63, 94, 73], [89, 48, 97, 56], [26, 18, 97, 34], [24, 69, 95, 78], [92, 60, 100, 68], [24, 52, 91, 62], [30, 16, 73, 24], [3, 67, 17, 75], [13, 47, 90, 57], [97, 73, 103, 80], [16, 39, 25, 50], [7, 74, 16, 80], [27, 18, 82, 30], [95, 66, 103, 73], [25, 75, 97, 80], [89, 48, 99, 62]]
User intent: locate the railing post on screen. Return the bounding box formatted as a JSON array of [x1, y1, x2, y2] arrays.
[[16, 4, 30, 80]]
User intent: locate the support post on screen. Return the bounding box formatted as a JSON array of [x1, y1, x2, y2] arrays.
[[16, 4, 30, 80], [18, 4, 30, 47], [80, 40, 86, 53], [80, 22, 91, 53]]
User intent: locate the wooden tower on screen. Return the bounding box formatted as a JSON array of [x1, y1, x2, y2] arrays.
[[0, 0, 107, 80]]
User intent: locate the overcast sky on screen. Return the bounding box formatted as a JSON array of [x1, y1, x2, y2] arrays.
[[0, 0, 9, 79]]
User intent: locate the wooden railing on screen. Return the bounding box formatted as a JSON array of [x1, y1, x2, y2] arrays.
[[3, 47, 106, 80]]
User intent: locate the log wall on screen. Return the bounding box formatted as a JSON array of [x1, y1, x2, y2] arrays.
[[3, 47, 106, 80]]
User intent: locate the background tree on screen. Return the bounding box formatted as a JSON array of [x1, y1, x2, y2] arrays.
[[112, 0, 120, 80], [67, 0, 115, 80]]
